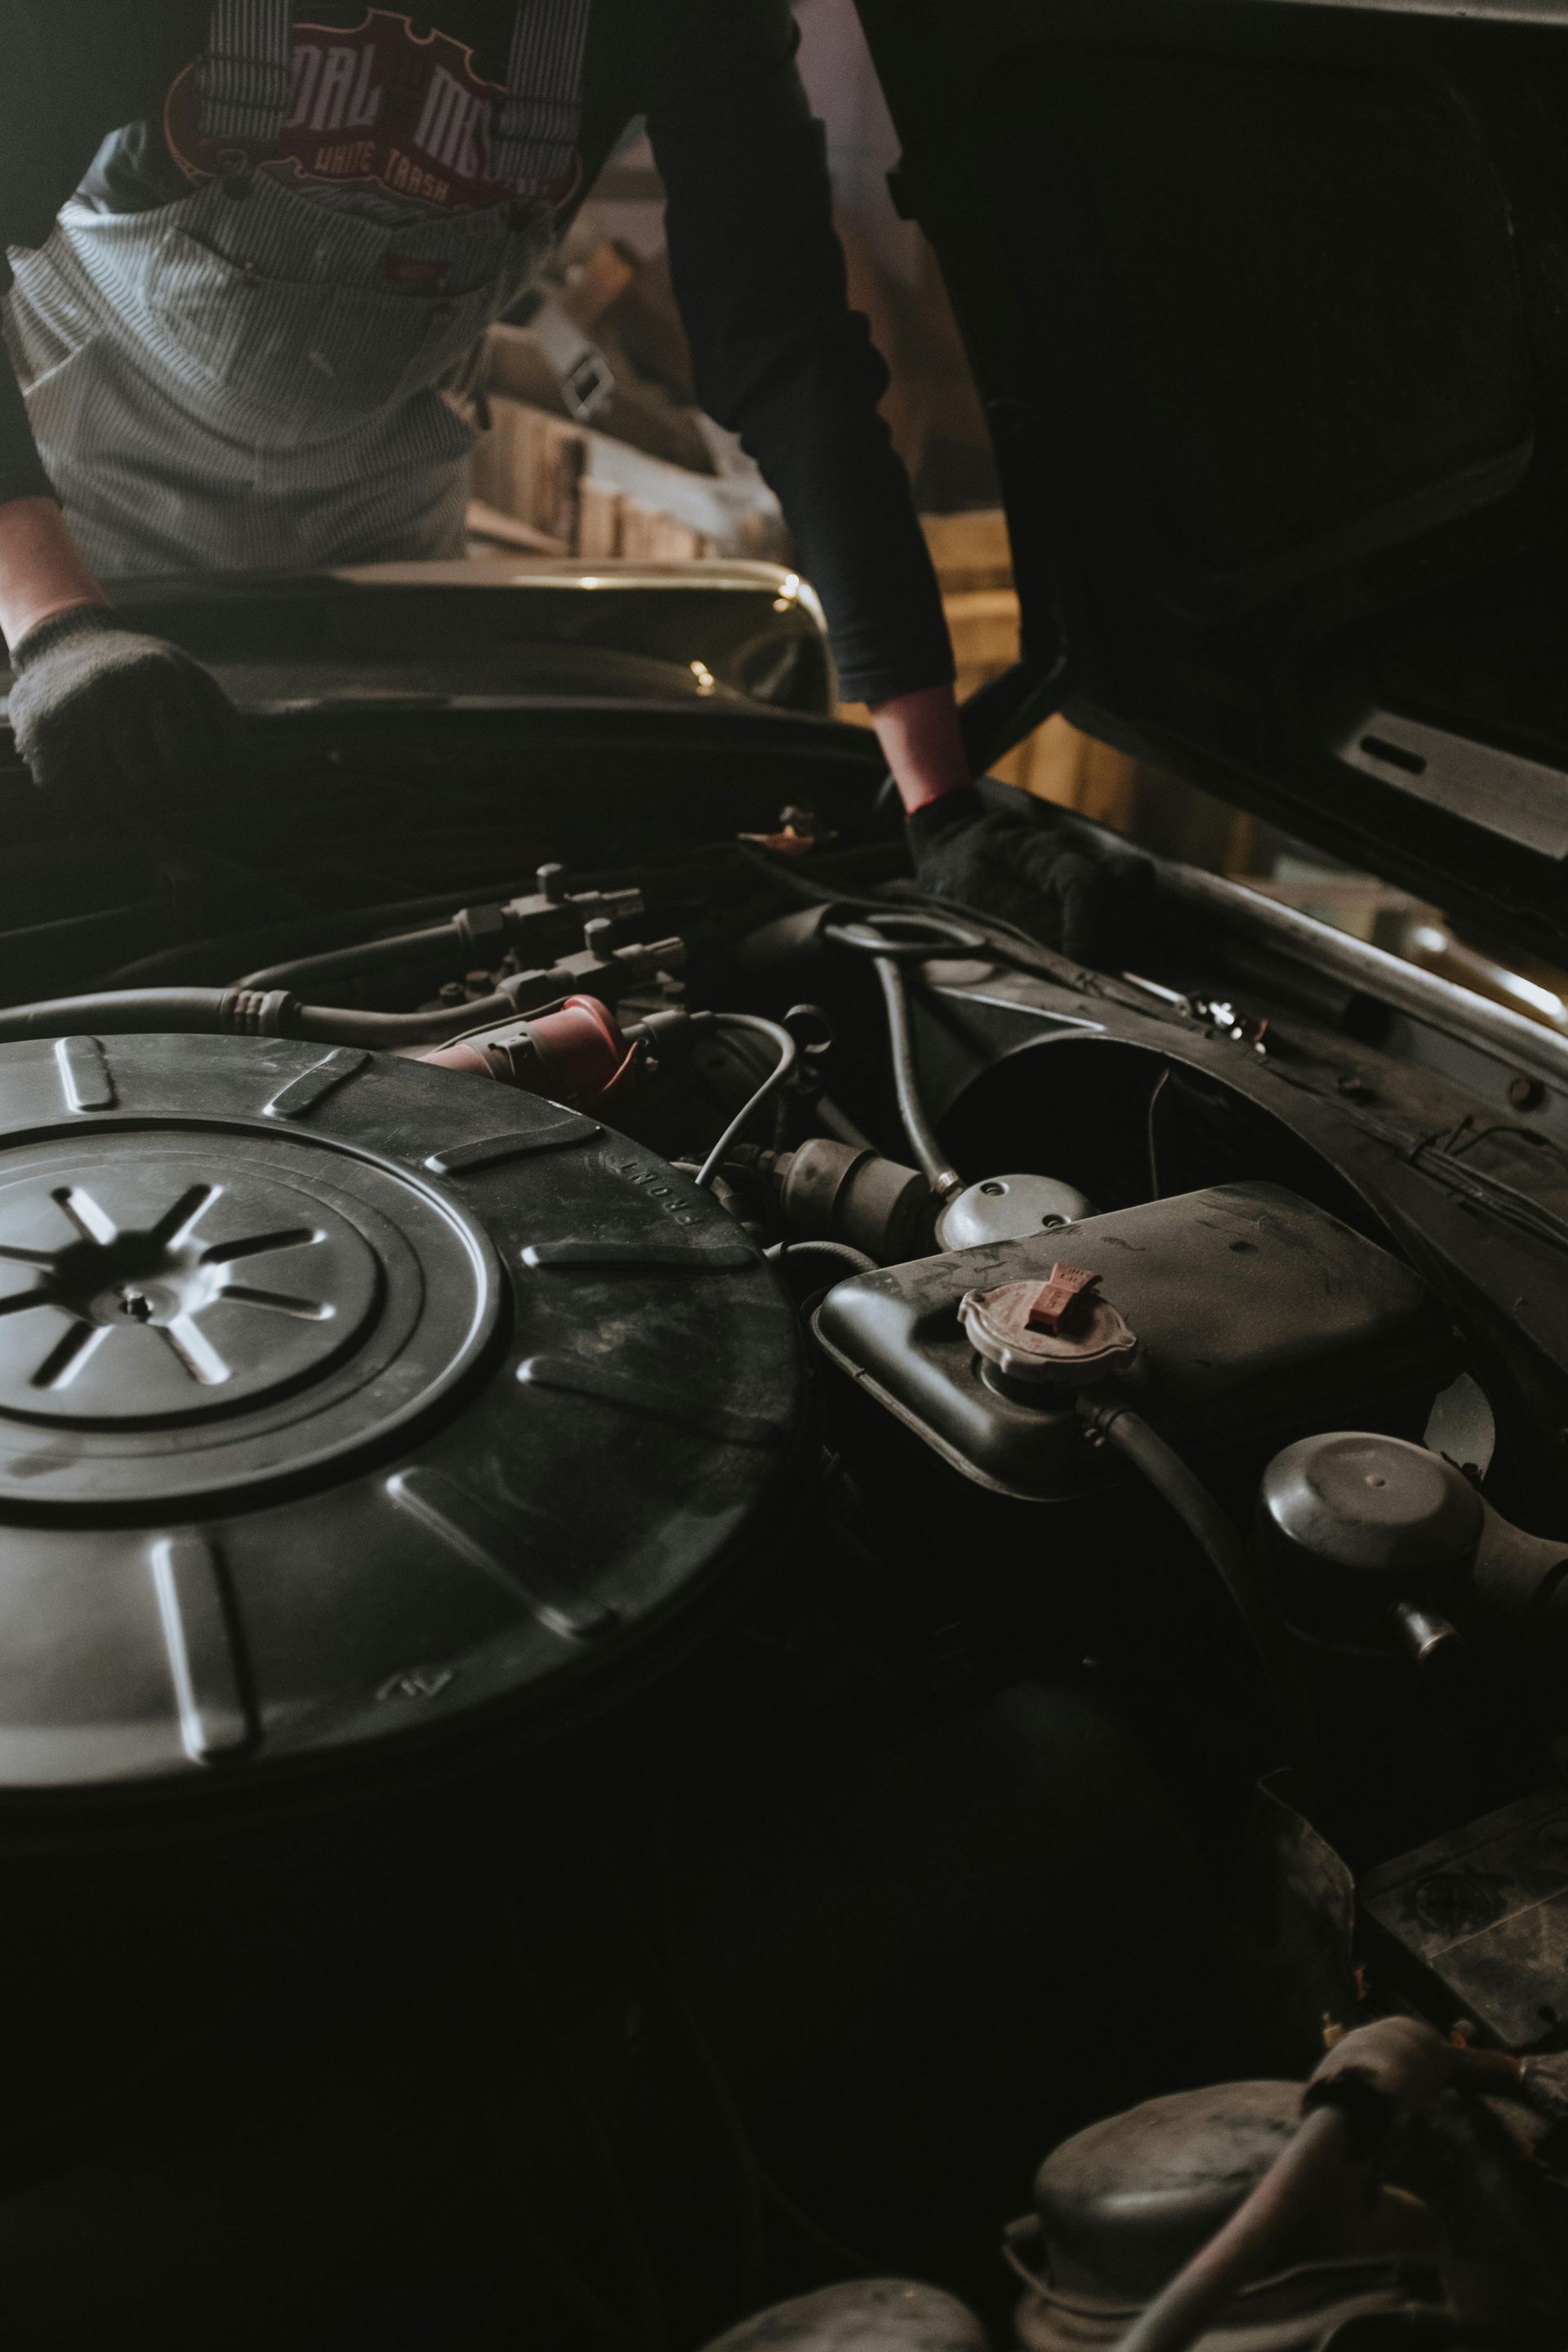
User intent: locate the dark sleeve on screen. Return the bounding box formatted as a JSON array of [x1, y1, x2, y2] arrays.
[[0, 362, 51, 510], [646, 0, 955, 709], [0, 2, 158, 507]]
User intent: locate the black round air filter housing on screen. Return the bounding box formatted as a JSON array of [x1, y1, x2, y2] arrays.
[[0, 1033, 805, 1811]]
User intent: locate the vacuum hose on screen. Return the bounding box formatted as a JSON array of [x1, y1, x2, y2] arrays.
[[1078, 1396, 1317, 1784], [871, 958, 962, 1201], [0, 983, 559, 1051], [1114, 2020, 1524, 2352]]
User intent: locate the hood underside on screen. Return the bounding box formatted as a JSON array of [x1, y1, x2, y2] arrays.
[[858, 0, 1568, 963]]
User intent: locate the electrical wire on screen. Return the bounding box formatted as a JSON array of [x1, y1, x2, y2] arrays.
[[1078, 1397, 1317, 1786], [693, 1014, 799, 1192], [3, 853, 1026, 1054], [871, 957, 962, 1200]]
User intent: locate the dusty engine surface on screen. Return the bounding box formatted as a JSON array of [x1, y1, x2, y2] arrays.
[[0, 800, 1566, 2352], [0, 1031, 802, 1802]]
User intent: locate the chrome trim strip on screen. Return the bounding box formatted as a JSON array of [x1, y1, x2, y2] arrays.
[[1237, 0, 1568, 17], [1159, 860, 1568, 1092]]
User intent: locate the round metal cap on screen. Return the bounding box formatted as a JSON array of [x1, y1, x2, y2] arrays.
[[1259, 1432, 1483, 1584], [937, 1173, 1093, 1252], [0, 1134, 497, 1508], [1036, 2082, 1301, 2299], [0, 1157, 381, 1419]]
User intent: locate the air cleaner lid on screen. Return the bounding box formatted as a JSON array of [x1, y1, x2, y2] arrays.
[[0, 1033, 804, 1809]]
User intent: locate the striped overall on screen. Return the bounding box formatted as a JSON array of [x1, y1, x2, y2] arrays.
[[3, 1, 591, 577]]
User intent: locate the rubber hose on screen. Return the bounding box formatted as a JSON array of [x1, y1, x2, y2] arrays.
[[1081, 1399, 1317, 1784], [0, 986, 523, 1050], [0, 988, 239, 1040], [693, 1014, 799, 1192], [734, 844, 1069, 981], [292, 991, 521, 1047], [237, 921, 461, 995], [101, 873, 554, 989], [764, 1240, 876, 1278], [1113, 2105, 1354, 2352], [872, 956, 960, 1200]]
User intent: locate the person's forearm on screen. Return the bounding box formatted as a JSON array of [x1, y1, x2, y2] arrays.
[[871, 684, 972, 817], [0, 498, 109, 653]]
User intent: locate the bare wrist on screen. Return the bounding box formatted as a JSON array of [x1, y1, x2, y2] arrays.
[[0, 498, 110, 654], [868, 684, 972, 817]]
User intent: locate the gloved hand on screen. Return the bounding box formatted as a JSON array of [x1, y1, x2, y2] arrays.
[[906, 782, 1150, 965], [7, 605, 243, 813]]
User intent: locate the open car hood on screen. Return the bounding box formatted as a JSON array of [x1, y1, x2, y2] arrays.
[[81, 558, 834, 718], [857, 0, 1568, 964]]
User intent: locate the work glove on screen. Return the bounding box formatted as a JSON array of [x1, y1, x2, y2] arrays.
[[907, 782, 1151, 967], [7, 605, 243, 815]]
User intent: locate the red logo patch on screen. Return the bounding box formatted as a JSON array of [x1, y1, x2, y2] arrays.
[[164, 7, 582, 220]]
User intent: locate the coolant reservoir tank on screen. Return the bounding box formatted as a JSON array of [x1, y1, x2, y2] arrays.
[[815, 1183, 1451, 1501]]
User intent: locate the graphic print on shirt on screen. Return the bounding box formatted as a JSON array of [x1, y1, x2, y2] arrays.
[[163, 9, 585, 225]]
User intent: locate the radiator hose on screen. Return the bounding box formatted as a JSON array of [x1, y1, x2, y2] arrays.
[[1113, 2020, 1526, 2352], [1078, 1396, 1317, 1784], [0, 984, 528, 1049]]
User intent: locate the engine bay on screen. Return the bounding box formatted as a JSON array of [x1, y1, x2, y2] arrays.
[[2, 721, 1567, 2350]]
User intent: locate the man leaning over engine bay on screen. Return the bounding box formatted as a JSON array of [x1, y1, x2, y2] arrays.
[[0, 0, 1114, 954]]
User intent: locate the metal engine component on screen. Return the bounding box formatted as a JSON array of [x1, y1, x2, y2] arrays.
[[1013, 2075, 1467, 2352], [771, 1137, 933, 1263], [936, 1172, 1094, 1251], [425, 994, 639, 1111], [1361, 1786, 1568, 2051], [1259, 1431, 1481, 1665], [699, 2283, 989, 2350], [0, 1032, 804, 1806], [1260, 1432, 1485, 1587], [1259, 1430, 1568, 1657], [1034, 2082, 1332, 2297], [815, 1184, 1451, 1500]]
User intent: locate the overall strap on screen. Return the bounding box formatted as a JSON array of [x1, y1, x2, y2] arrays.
[[199, 0, 294, 146], [495, 0, 593, 194]]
